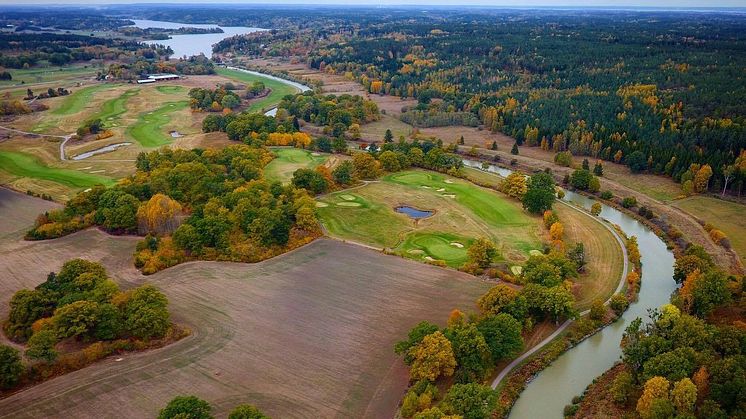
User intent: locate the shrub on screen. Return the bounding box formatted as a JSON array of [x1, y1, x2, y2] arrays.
[[590, 202, 602, 216], [600, 190, 613, 200], [611, 370, 635, 404], [228, 404, 269, 419], [622, 196, 637, 208], [589, 299, 606, 321], [0, 345, 24, 389], [158, 395, 213, 419], [610, 293, 629, 315]]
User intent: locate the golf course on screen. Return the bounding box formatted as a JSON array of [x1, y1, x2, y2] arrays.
[[317, 170, 543, 267], [264, 148, 329, 183], [126, 101, 190, 147], [216, 67, 302, 113], [0, 150, 114, 189]]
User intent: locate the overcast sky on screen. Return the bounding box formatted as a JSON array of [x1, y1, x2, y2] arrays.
[[1, 0, 745, 7]]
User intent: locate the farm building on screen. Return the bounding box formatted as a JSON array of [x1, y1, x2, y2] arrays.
[[137, 73, 180, 84]]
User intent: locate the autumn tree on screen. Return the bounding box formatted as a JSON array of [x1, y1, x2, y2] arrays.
[[228, 404, 269, 419], [441, 383, 497, 419], [671, 378, 697, 415], [693, 164, 713, 193], [591, 202, 602, 216], [25, 329, 58, 362], [448, 323, 491, 381], [409, 331, 457, 381], [120, 285, 170, 340], [465, 237, 497, 269], [501, 172, 527, 199], [136, 194, 182, 235], [395, 321, 440, 365], [637, 376, 670, 419], [352, 152, 381, 180]]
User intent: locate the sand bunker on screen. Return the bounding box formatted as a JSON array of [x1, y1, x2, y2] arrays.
[[444, 180, 454, 184], [442, 194, 456, 198], [89, 170, 105, 174], [408, 249, 424, 255], [424, 256, 436, 261], [529, 250, 544, 257], [315, 202, 329, 208], [450, 242, 464, 248], [421, 185, 431, 189], [339, 194, 356, 201], [311, 152, 321, 156], [336, 202, 361, 207], [437, 188, 446, 192], [510, 266, 523, 276]]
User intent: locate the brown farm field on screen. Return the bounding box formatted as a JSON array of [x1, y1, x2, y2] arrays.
[[0, 189, 491, 418]]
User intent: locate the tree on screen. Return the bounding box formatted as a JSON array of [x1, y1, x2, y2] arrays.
[[610, 293, 629, 316], [221, 94, 240, 110], [25, 330, 58, 362], [409, 331, 456, 381], [121, 285, 170, 340], [0, 345, 23, 390], [627, 150, 647, 173], [511, 142, 519, 155], [476, 313, 523, 362], [590, 202, 602, 216], [549, 222, 564, 241], [569, 169, 593, 190], [642, 347, 697, 382], [378, 150, 401, 172], [501, 172, 527, 199], [554, 151, 573, 167], [523, 259, 562, 287], [384, 128, 394, 143], [588, 176, 601, 193], [158, 395, 213, 419], [540, 285, 576, 322], [589, 299, 606, 321], [291, 168, 329, 195], [611, 370, 635, 404], [637, 376, 670, 419], [477, 284, 522, 315], [522, 172, 556, 214], [5, 289, 57, 341], [671, 378, 697, 414], [694, 164, 713, 193], [52, 300, 100, 340], [228, 404, 269, 419], [136, 194, 182, 235], [466, 238, 497, 268], [395, 321, 440, 365], [593, 161, 604, 176], [687, 269, 730, 316], [441, 383, 497, 419], [332, 160, 355, 185], [352, 153, 381, 180], [448, 323, 491, 381]]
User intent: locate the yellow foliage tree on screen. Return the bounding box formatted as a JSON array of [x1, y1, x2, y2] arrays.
[[501, 172, 527, 199], [136, 194, 182, 235], [409, 331, 456, 381], [549, 222, 564, 241], [636, 376, 670, 419], [671, 378, 697, 414], [694, 164, 713, 193]]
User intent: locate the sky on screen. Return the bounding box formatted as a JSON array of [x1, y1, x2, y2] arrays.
[[1, 0, 745, 8]]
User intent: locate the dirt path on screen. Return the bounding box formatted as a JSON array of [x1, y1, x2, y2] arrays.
[[0, 125, 74, 161]]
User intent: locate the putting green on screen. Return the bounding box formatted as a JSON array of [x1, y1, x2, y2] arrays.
[[317, 169, 543, 268], [126, 101, 189, 148], [396, 232, 472, 267], [264, 148, 329, 184], [215, 68, 300, 113], [89, 88, 139, 128], [0, 151, 115, 189]]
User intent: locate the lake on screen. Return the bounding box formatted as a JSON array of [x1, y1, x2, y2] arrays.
[[130, 19, 265, 58]]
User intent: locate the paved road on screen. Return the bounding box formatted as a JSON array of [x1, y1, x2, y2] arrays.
[[490, 199, 630, 390]]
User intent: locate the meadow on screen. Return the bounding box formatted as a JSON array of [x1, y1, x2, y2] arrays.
[[264, 147, 329, 184], [0, 150, 114, 189], [673, 196, 746, 267], [317, 170, 543, 267]]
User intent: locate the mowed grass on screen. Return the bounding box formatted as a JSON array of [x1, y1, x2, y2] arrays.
[[89, 88, 140, 128], [215, 67, 300, 113], [673, 196, 746, 267], [264, 148, 329, 184], [0, 65, 96, 87], [51, 84, 119, 116], [126, 101, 189, 148], [317, 170, 542, 267], [0, 150, 115, 189]]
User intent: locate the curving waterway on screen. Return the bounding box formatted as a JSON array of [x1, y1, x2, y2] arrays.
[[463, 160, 677, 418]]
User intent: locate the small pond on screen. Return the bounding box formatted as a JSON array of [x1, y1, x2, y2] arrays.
[[395, 206, 433, 219]]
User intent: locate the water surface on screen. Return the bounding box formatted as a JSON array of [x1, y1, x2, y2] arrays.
[[395, 206, 434, 219]]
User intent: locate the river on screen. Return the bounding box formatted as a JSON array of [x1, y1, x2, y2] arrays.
[[130, 19, 265, 58], [463, 160, 677, 418]]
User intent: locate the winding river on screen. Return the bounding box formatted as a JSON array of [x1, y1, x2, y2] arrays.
[[463, 160, 677, 418]]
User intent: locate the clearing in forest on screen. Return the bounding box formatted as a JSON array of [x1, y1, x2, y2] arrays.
[[215, 67, 300, 113], [264, 147, 329, 184], [317, 170, 543, 267]]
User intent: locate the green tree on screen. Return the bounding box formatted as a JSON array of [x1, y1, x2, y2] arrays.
[[522, 172, 556, 214], [671, 378, 697, 414], [569, 169, 593, 190], [227, 404, 269, 419], [441, 383, 497, 419], [378, 150, 401, 172], [593, 161, 604, 176], [448, 323, 492, 381], [611, 370, 635, 404], [589, 299, 606, 321], [511, 142, 519, 155], [291, 168, 329, 195], [25, 330, 58, 362], [158, 395, 213, 419], [689, 269, 730, 317], [52, 300, 101, 339], [0, 345, 23, 390], [384, 128, 394, 143], [332, 160, 355, 185], [476, 313, 524, 362], [5, 289, 57, 341], [627, 150, 648, 173], [122, 285, 170, 340]]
